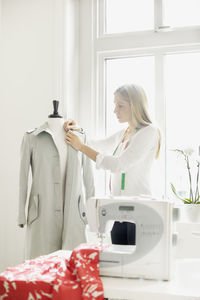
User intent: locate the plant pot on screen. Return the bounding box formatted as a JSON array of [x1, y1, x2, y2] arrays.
[[181, 204, 200, 223]]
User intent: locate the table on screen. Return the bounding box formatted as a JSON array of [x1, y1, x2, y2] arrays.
[[102, 258, 200, 300]]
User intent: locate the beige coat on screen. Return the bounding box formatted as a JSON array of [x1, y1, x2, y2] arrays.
[[18, 123, 94, 259]]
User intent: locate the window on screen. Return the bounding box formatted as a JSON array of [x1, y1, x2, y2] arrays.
[[79, 0, 200, 199], [105, 0, 154, 33], [165, 52, 200, 200], [106, 56, 155, 136], [163, 0, 200, 28]]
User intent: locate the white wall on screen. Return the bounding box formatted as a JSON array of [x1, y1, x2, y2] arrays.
[[0, 0, 79, 271]]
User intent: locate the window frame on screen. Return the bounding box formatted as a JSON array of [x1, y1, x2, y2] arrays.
[[79, 0, 200, 197]]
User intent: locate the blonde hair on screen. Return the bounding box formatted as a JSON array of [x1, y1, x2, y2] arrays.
[[114, 84, 161, 159]]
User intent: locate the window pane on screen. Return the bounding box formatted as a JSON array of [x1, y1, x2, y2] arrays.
[[105, 0, 154, 33], [164, 0, 200, 27], [106, 56, 155, 136], [105, 56, 161, 196], [165, 52, 200, 202]]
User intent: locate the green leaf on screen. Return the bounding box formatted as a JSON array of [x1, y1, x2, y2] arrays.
[[194, 195, 200, 204], [183, 198, 193, 204], [170, 183, 186, 202]]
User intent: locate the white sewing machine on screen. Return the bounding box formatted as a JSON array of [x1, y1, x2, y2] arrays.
[[86, 196, 177, 281]]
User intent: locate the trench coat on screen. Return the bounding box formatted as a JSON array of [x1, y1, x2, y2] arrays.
[[17, 123, 95, 259]]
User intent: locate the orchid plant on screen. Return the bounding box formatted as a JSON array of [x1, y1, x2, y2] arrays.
[[170, 147, 200, 204]]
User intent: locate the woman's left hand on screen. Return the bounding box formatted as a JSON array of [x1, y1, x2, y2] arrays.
[[65, 130, 83, 151]]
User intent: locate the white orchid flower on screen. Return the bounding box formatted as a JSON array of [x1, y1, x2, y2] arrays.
[[171, 146, 200, 204], [183, 147, 194, 156]]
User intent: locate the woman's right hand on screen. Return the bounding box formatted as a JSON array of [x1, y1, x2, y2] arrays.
[[63, 119, 78, 132]]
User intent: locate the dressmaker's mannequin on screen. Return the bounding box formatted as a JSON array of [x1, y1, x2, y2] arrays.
[[17, 101, 94, 259], [18, 100, 94, 258], [19, 101, 67, 228]]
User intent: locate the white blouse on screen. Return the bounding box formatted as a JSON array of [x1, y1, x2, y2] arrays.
[[89, 124, 159, 197]]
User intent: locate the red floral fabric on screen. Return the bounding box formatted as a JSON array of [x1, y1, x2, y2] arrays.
[[0, 244, 105, 300]]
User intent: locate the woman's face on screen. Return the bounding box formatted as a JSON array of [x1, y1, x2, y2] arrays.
[[114, 94, 132, 123]]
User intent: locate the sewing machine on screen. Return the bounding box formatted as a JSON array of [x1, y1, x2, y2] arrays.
[[86, 196, 176, 281]]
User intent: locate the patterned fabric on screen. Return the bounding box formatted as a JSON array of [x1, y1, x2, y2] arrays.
[[0, 244, 105, 300]]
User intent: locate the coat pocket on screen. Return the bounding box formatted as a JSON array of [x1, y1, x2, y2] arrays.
[[27, 195, 39, 225]]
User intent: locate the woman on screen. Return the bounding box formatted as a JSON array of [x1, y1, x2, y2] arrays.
[[64, 83, 161, 245]]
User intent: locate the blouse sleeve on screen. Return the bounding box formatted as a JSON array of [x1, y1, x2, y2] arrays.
[[87, 130, 124, 154], [95, 125, 159, 173]]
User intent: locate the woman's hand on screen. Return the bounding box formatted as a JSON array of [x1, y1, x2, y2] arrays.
[[66, 130, 99, 161], [63, 119, 78, 132], [65, 130, 83, 151]]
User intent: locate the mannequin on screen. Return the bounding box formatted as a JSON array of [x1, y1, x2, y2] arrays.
[[19, 101, 67, 228], [18, 100, 95, 258], [47, 101, 67, 198]]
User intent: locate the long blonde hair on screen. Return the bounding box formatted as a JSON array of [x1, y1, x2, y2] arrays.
[[114, 84, 161, 159]]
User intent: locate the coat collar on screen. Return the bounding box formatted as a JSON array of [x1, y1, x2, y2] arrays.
[[33, 122, 52, 136]]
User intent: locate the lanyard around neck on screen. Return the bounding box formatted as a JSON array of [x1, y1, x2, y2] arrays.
[[112, 138, 129, 191], [112, 127, 140, 191]]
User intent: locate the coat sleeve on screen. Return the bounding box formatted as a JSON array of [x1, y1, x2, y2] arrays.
[[82, 134, 95, 201], [95, 126, 159, 173], [17, 133, 32, 226]]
